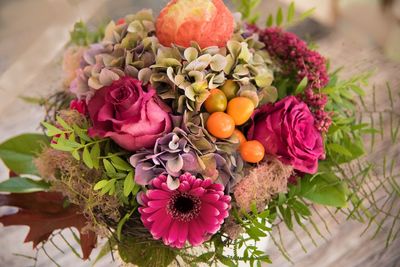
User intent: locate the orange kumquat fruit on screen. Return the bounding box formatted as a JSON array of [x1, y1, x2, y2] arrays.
[[227, 97, 255, 126], [232, 129, 247, 145], [206, 112, 235, 139], [240, 140, 265, 163], [204, 89, 228, 113]]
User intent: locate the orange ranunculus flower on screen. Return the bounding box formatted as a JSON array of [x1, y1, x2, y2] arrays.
[[156, 0, 234, 49]]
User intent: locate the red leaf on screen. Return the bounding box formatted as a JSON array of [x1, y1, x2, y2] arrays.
[[0, 192, 97, 260], [9, 171, 18, 177]]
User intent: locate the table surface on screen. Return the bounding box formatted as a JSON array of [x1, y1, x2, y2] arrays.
[[0, 1, 399, 267]]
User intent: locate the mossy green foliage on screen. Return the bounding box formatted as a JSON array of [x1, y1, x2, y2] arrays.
[[118, 237, 177, 267]]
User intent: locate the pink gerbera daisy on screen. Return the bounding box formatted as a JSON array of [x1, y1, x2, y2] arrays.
[[138, 173, 231, 248]]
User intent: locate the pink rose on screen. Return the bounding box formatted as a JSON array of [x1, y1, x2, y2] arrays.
[[248, 96, 324, 174], [88, 77, 172, 151]]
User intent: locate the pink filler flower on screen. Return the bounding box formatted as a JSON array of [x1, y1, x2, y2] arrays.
[[139, 173, 231, 248]]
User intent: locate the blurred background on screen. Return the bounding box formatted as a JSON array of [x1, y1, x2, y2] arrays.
[[0, 0, 399, 266]]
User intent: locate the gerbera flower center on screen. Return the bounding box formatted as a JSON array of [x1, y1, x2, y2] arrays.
[[167, 192, 201, 222]]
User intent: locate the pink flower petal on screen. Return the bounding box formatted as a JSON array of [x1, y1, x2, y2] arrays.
[[139, 173, 231, 248]]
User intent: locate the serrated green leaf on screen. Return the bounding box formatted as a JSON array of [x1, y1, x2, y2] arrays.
[[0, 134, 49, 175], [0, 177, 50, 193]]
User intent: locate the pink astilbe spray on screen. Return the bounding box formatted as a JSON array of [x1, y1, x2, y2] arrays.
[[249, 26, 332, 132], [139, 173, 231, 248]]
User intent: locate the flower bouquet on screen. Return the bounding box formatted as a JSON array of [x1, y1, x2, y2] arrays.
[[1, 1, 399, 266]]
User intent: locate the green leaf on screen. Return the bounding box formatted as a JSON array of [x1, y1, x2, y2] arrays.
[[276, 7, 283, 26], [52, 137, 82, 153], [291, 199, 311, 216], [0, 134, 49, 175], [123, 172, 135, 197], [294, 76, 308, 95], [299, 7, 316, 21], [51, 139, 75, 152], [101, 179, 116, 195], [42, 122, 63, 136], [83, 146, 93, 169], [118, 236, 176, 267], [56, 116, 73, 131], [94, 179, 109, 191], [218, 255, 236, 267], [246, 225, 267, 240], [71, 149, 80, 160], [110, 156, 132, 171], [349, 84, 365, 96], [195, 252, 214, 263], [117, 208, 136, 240], [287, 2, 295, 22], [327, 143, 353, 157], [299, 173, 349, 208], [90, 143, 100, 169], [92, 238, 116, 267], [0, 177, 50, 193], [266, 14, 273, 27], [281, 206, 293, 230], [103, 159, 116, 174], [73, 125, 91, 142]]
